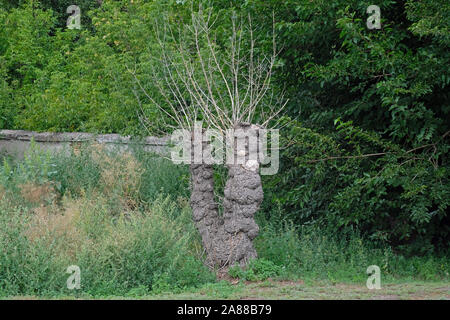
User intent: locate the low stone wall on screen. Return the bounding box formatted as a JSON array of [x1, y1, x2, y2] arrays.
[[0, 130, 169, 160]]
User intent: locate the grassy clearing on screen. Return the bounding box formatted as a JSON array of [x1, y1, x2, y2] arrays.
[[5, 280, 449, 300], [146, 280, 450, 300], [0, 142, 448, 298]]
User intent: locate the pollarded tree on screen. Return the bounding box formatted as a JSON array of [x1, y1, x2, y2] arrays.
[[130, 5, 287, 268]]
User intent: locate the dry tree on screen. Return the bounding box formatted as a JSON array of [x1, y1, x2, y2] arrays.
[[129, 5, 287, 268]]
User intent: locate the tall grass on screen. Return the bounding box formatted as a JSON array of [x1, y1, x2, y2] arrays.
[[49, 141, 190, 204], [254, 217, 450, 283], [0, 195, 215, 297], [0, 142, 212, 297]]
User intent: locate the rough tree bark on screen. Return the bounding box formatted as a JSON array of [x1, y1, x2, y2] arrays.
[[190, 124, 263, 268]]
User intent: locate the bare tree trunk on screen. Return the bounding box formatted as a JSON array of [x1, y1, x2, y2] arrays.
[[189, 163, 221, 263], [190, 124, 263, 268], [222, 164, 262, 265]]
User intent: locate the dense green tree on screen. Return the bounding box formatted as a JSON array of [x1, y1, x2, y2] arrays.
[[227, 0, 450, 253]]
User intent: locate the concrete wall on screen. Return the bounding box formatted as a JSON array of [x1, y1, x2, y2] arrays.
[[0, 130, 169, 160]]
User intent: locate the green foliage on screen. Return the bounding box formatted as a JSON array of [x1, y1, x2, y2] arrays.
[[0, 0, 448, 260], [254, 215, 449, 282], [0, 1, 163, 134], [0, 146, 214, 297], [263, 117, 449, 254], [0, 148, 448, 297], [240, 0, 450, 254], [0, 140, 189, 208], [0, 194, 215, 297], [74, 196, 214, 296], [131, 145, 190, 203], [229, 259, 283, 282]]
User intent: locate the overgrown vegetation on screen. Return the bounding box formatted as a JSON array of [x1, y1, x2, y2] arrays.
[[0, 143, 213, 297], [0, 144, 447, 297], [1, 0, 448, 257]]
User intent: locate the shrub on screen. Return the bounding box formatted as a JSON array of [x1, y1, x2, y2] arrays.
[[0, 146, 214, 297], [229, 259, 283, 282], [263, 118, 449, 255], [254, 215, 450, 282], [0, 192, 215, 297]]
